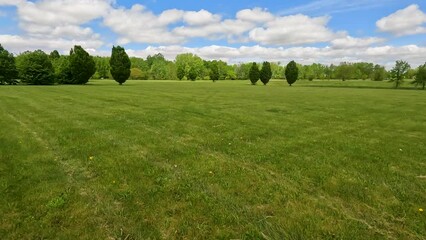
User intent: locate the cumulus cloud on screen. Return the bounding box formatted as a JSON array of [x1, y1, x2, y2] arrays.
[[103, 4, 186, 45], [331, 36, 385, 49], [376, 4, 426, 36], [183, 9, 221, 26], [0, 34, 103, 54], [0, 0, 24, 5], [0, 0, 110, 53], [236, 8, 274, 23], [249, 15, 341, 45], [173, 19, 256, 40]]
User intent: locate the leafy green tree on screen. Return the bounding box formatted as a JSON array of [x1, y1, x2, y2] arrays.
[[249, 62, 260, 85], [110, 46, 131, 85], [0, 44, 18, 85], [175, 53, 204, 81], [390, 60, 410, 88], [150, 60, 168, 80], [234, 63, 251, 80], [372, 64, 386, 81], [63, 45, 96, 84], [177, 65, 185, 80], [226, 68, 236, 80], [188, 67, 197, 81], [94, 57, 110, 79], [146, 53, 165, 69], [166, 61, 178, 80], [49, 50, 60, 60], [335, 62, 355, 81], [353, 62, 374, 80], [285, 60, 298, 86], [129, 68, 147, 80], [413, 63, 426, 90], [311, 63, 327, 80], [209, 60, 219, 82], [270, 62, 284, 79], [16, 50, 54, 85], [406, 69, 417, 79], [260, 61, 272, 85]]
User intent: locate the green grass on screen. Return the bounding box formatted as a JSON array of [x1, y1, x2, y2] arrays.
[[1, 79, 425, 239]]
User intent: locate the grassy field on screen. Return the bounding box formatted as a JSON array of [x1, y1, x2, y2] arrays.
[[0, 79, 425, 239]]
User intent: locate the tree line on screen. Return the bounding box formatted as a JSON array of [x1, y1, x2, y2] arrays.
[[0, 44, 425, 89]]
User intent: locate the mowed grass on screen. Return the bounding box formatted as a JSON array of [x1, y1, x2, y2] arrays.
[[0, 79, 425, 239]]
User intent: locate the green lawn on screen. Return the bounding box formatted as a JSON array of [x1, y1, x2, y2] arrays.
[[0, 79, 425, 239]]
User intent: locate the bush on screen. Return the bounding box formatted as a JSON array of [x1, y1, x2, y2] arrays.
[[16, 50, 54, 85]]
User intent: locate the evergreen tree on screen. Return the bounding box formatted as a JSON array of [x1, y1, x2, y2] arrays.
[[260, 61, 272, 85], [249, 62, 260, 85], [285, 60, 299, 86], [65, 45, 96, 84], [110, 46, 131, 85], [0, 44, 18, 85]]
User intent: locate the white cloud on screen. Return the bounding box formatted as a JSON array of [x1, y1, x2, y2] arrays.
[[17, 0, 111, 26], [331, 36, 385, 49], [0, 34, 103, 54], [0, 0, 24, 5], [376, 4, 426, 36], [249, 15, 341, 45], [103, 4, 186, 44], [2, 0, 110, 52], [158, 9, 185, 25], [236, 8, 274, 23], [183, 9, 221, 26], [173, 19, 256, 40]]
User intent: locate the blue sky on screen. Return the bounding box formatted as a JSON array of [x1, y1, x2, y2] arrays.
[[0, 0, 425, 67]]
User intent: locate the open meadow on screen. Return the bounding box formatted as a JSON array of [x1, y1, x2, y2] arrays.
[[0, 80, 425, 239]]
